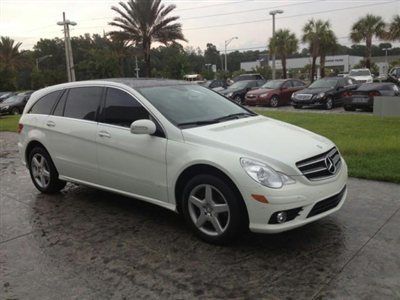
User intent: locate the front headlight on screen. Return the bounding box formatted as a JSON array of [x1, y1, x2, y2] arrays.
[[317, 92, 325, 98], [227, 92, 233, 97], [240, 158, 295, 189], [291, 93, 296, 99]]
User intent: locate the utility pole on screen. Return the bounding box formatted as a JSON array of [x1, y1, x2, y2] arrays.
[[269, 9, 283, 80], [224, 36, 238, 72], [57, 12, 77, 82], [135, 56, 140, 78]]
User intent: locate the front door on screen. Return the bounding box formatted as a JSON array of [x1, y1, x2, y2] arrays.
[[96, 87, 168, 203]]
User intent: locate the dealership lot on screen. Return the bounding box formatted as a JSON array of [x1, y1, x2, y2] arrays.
[[1, 131, 400, 299]]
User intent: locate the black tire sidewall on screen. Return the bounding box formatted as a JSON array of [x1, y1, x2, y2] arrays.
[[181, 174, 245, 244], [28, 146, 65, 193]]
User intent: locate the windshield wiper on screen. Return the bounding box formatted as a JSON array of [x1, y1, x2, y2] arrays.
[[177, 119, 220, 128], [213, 112, 255, 122]]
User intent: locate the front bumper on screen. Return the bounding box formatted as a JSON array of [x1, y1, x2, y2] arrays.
[[240, 159, 348, 233], [291, 97, 326, 107]]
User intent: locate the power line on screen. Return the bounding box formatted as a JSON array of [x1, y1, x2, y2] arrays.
[[184, 0, 398, 30]]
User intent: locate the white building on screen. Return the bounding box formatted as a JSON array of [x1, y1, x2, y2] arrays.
[[241, 55, 363, 75]]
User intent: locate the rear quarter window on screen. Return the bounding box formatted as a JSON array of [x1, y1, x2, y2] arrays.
[[29, 91, 62, 115], [63, 87, 103, 121]]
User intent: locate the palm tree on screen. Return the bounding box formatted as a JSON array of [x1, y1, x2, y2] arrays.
[[302, 19, 330, 82], [0, 36, 24, 71], [109, 0, 186, 77], [388, 14, 400, 41], [319, 29, 337, 78], [350, 14, 386, 69], [269, 29, 298, 79]]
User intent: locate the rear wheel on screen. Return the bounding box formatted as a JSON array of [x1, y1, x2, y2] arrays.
[[293, 104, 302, 109], [28, 147, 66, 193], [181, 174, 246, 244], [270, 95, 279, 107], [344, 105, 355, 111], [233, 95, 242, 105]]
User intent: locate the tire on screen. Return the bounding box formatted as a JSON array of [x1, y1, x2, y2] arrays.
[[11, 107, 20, 115], [233, 95, 242, 105], [28, 146, 66, 193], [293, 105, 302, 109], [344, 105, 355, 111], [324, 97, 333, 110], [270, 95, 279, 107], [181, 174, 246, 245]]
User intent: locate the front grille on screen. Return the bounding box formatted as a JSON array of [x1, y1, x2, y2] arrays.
[[296, 147, 341, 180], [307, 186, 346, 218], [295, 94, 313, 100]]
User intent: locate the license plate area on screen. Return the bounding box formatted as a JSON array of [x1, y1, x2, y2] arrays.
[[352, 96, 369, 103]]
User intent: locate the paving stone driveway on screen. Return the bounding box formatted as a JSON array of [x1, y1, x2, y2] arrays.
[[1, 132, 399, 299]]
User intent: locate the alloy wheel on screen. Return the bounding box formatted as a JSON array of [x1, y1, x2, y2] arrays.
[[270, 96, 279, 107], [234, 96, 242, 104], [325, 98, 333, 110], [31, 153, 50, 188], [188, 184, 230, 236]]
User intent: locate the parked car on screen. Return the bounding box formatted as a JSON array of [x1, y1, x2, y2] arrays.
[[245, 79, 306, 107], [348, 68, 373, 84], [291, 77, 357, 110], [220, 80, 266, 104], [387, 67, 400, 85], [200, 79, 227, 90], [232, 73, 265, 82], [0, 91, 33, 115], [0, 91, 16, 103], [343, 82, 400, 112], [18, 79, 347, 244]]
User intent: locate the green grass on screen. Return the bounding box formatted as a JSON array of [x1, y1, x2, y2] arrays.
[[1, 111, 400, 183], [256, 110, 400, 184], [0, 115, 20, 132]]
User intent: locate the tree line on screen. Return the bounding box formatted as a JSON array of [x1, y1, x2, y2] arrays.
[[0, 0, 399, 90]]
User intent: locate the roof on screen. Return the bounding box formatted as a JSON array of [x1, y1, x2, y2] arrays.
[[101, 78, 190, 89]]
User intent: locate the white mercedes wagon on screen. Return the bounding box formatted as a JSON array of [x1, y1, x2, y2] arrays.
[[18, 79, 347, 244]]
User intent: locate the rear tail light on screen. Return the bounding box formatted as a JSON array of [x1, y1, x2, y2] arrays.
[[368, 91, 381, 97], [17, 123, 23, 134], [343, 91, 352, 97]]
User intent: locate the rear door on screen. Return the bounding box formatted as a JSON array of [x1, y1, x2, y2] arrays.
[[96, 87, 168, 203], [280, 80, 293, 103], [46, 86, 102, 183]]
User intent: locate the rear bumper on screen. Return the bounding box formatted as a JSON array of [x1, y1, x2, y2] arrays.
[[343, 97, 373, 108]]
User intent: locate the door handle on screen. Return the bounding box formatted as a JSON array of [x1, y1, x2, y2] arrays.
[[46, 121, 56, 127], [98, 131, 111, 138]]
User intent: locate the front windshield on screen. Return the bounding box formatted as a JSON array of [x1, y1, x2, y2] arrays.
[[261, 80, 283, 89], [308, 79, 338, 89], [228, 81, 248, 89], [137, 85, 254, 127], [349, 70, 370, 76], [2, 95, 22, 104]]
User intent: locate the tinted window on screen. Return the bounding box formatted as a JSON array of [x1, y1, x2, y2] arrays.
[[64, 87, 102, 121], [282, 81, 292, 88], [103, 88, 149, 127], [53, 90, 68, 116], [29, 91, 62, 115], [293, 80, 305, 87]]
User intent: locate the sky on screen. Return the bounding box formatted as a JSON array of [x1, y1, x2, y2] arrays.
[[1, 0, 399, 52]]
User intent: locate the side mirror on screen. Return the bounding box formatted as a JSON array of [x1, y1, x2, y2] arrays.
[[130, 119, 156, 135]]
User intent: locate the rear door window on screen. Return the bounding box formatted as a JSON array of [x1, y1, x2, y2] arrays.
[[29, 91, 62, 115], [64, 87, 103, 121]]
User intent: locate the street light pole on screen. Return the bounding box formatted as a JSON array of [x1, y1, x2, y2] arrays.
[[57, 12, 77, 82], [269, 9, 283, 80], [382, 47, 392, 76], [224, 36, 238, 72]]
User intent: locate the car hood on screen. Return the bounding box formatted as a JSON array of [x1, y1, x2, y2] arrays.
[[246, 88, 276, 96], [294, 87, 333, 95], [182, 115, 335, 175], [351, 75, 372, 81]]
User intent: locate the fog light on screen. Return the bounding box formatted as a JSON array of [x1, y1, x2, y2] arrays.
[[276, 211, 287, 223]]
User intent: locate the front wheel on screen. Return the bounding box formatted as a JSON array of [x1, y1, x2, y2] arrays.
[[28, 147, 66, 193], [181, 174, 246, 244], [270, 95, 279, 107], [11, 107, 20, 115], [324, 97, 333, 110]]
